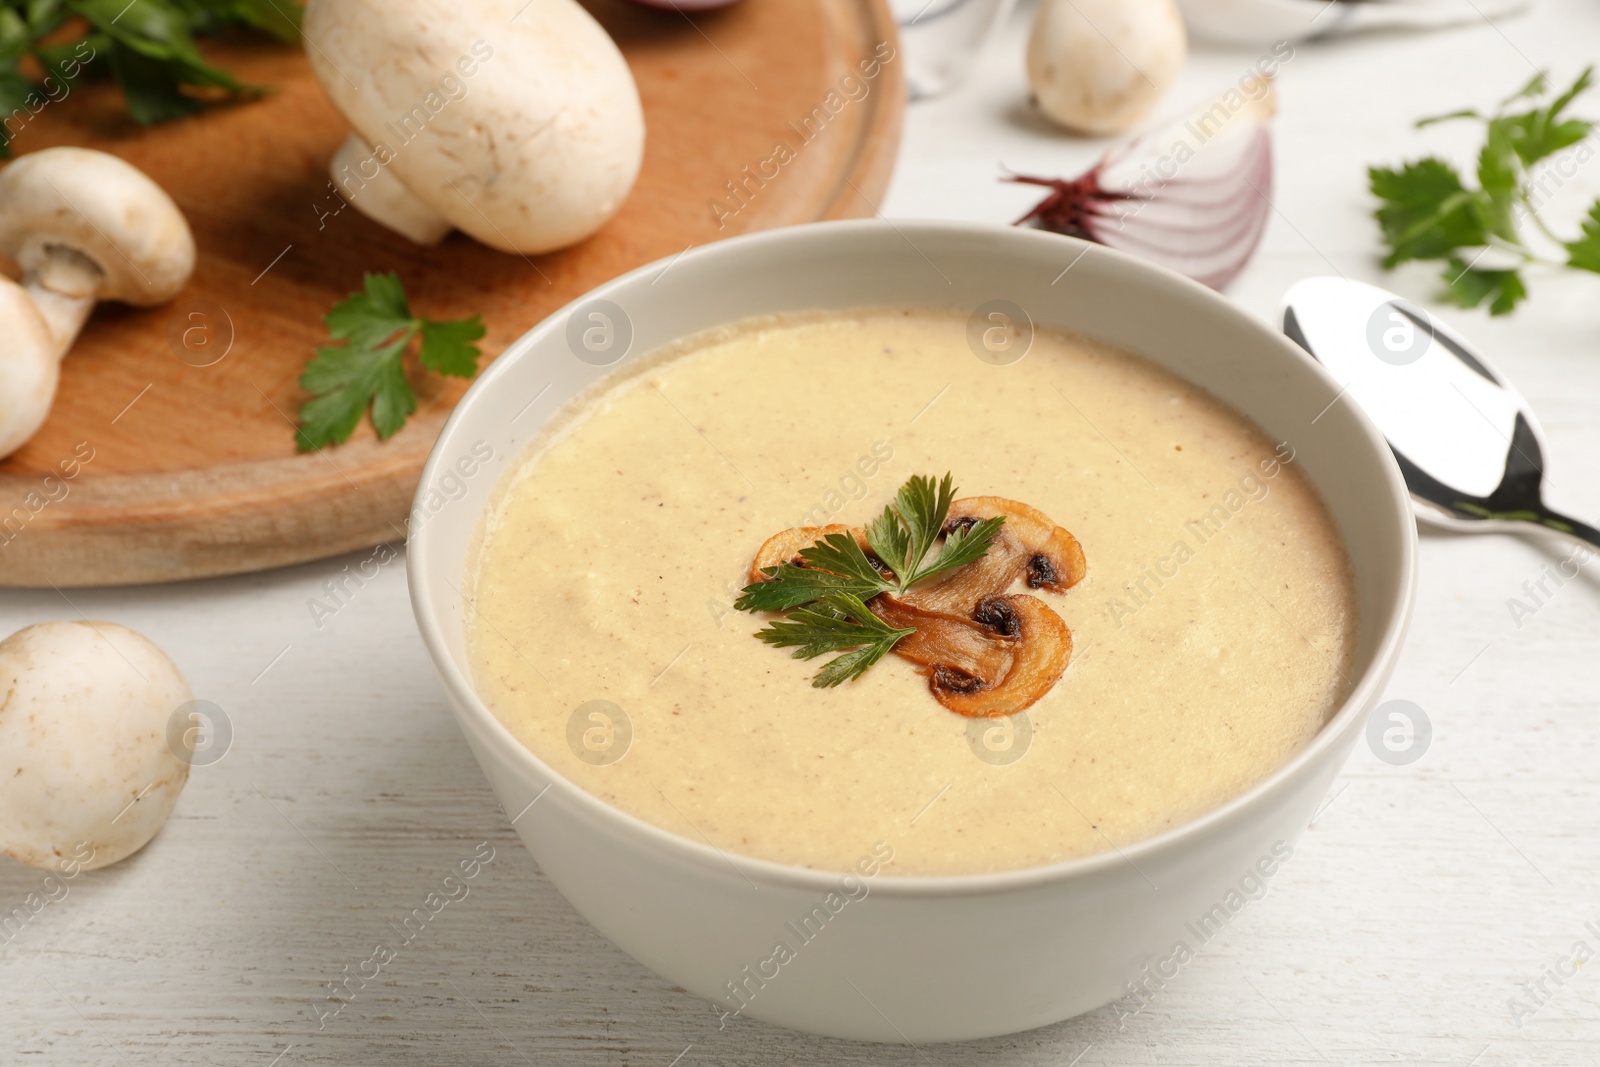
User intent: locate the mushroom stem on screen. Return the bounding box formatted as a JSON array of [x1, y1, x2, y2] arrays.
[[24, 286, 94, 361], [0, 277, 60, 458], [331, 134, 454, 246], [22, 245, 101, 359]]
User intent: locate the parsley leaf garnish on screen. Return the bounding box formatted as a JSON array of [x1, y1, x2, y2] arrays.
[[735, 534, 893, 613], [736, 474, 1004, 687], [1370, 67, 1597, 315], [752, 594, 917, 687], [910, 512, 1007, 587], [296, 272, 486, 451], [883, 479, 1004, 588], [873, 474, 1007, 588]]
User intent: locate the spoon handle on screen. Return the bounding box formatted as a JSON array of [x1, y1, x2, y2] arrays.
[[1534, 506, 1600, 552]]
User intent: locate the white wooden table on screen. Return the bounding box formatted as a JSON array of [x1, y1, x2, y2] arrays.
[[6, 2, 1600, 1063]]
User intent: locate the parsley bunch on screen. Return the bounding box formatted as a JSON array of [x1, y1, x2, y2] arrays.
[[296, 273, 486, 451], [1369, 68, 1600, 315], [735, 474, 1003, 687], [0, 0, 301, 155]]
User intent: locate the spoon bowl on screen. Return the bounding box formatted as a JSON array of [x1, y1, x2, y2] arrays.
[[1282, 276, 1600, 549]]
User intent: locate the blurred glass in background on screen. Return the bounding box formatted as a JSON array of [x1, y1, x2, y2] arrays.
[[892, 0, 1019, 99]]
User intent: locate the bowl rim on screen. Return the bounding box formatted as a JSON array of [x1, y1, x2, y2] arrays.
[[408, 218, 1417, 898]]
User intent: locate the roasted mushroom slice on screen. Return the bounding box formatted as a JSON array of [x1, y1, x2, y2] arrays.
[[873, 596, 1014, 688], [904, 496, 1086, 616], [748, 524, 853, 583], [748, 524, 890, 583], [874, 593, 1073, 717]]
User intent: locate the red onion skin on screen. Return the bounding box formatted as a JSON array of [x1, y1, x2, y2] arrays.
[[1010, 170, 1135, 242], [1007, 122, 1275, 290]]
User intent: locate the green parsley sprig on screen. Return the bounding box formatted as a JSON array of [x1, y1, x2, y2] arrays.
[[296, 272, 486, 451], [0, 0, 302, 155], [1369, 67, 1600, 315], [749, 593, 918, 689], [734, 474, 1004, 687]]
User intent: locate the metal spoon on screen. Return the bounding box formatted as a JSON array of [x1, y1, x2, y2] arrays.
[[1281, 275, 1600, 551]]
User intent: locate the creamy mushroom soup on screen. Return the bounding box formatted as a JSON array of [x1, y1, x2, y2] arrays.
[[465, 309, 1357, 876]]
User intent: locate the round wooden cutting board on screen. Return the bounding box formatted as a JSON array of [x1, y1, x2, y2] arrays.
[[0, 0, 903, 587]]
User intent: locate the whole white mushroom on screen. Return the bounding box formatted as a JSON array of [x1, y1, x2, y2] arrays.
[[0, 147, 196, 459], [302, 0, 646, 254], [1027, 0, 1187, 137], [0, 147, 196, 355], [0, 622, 193, 871]]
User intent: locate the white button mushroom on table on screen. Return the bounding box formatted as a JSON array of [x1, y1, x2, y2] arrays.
[[0, 146, 196, 459], [301, 0, 646, 254], [0, 622, 195, 872], [1026, 0, 1188, 136]]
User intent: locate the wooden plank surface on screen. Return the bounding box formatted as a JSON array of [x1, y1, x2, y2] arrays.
[[0, 0, 902, 587]]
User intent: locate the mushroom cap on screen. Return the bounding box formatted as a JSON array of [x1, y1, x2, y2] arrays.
[[0, 621, 192, 871], [0, 147, 196, 306], [303, 0, 646, 254], [1026, 0, 1187, 136], [0, 277, 60, 458]]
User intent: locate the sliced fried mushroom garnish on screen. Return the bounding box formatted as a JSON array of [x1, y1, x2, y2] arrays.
[[872, 595, 1014, 689], [873, 593, 1073, 718], [904, 496, 1087, 616], [739, 486, 1081, 715], [944, 594, 1073, 717], [748, 524, 853, 583], [748, 524, 891, 583]]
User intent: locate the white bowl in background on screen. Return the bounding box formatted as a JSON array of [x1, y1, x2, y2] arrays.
[[407, 220, 1415, 1043]]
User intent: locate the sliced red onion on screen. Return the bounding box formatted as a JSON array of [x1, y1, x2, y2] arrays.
[[1010, 84, 1277, 290]]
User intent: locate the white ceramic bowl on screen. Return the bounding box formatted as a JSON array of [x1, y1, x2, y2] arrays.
[[408, 220, 1416, 1043]]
